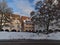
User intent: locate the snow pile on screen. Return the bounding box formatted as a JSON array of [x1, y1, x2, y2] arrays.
[[0, 32, 60, 40], [47, 32, 60, 40], [0, 32, 47, 40], [10, 32, 47, 40]]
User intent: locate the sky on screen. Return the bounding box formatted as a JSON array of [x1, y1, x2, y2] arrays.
[[4, 0, 41, 17]]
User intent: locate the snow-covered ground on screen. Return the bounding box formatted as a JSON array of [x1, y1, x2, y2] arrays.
[[47, 32, 60, 40], [0, 32, 60, 40]]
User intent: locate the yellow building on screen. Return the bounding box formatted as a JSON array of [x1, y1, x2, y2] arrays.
[[2, 14, 21, 32], [10, 14, 21, 31]]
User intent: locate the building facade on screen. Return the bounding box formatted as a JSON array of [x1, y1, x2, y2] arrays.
[[21, 16, 34, 32], [2, 14, 21, 31]]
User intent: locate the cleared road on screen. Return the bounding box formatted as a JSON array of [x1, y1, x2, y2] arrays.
[[0, 39, 60, 45]]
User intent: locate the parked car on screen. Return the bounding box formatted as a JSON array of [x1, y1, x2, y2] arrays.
[[43, 30, 48, 34], [5, 29, 9, 32], [39, 30, 42, 33], [36, 30, 38, 33], [32, 30, 37, 33], [43, 30, 47, 32], [29, 30, 33, 32], [0, 29, 4, 31], [32, 30, 42, 33], [18, 30, 20, 32], [48, 29, 53, 33], [54, 29, 60, 32], [25, 30, 28, 32], [11, 29, 16, 32]]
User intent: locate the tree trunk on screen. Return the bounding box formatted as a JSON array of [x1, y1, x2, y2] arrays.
[[46, 21, 49, 34], [4, 15, 6, 26], [46, 16, 50, 34], [0, 13, 3, 30]]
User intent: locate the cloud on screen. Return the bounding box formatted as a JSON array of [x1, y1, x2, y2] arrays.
[[12, 0, 34, 17], [7, 0, 43, 17]]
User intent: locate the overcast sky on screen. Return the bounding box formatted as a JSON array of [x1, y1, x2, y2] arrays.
[[5, 0, 42, 17]]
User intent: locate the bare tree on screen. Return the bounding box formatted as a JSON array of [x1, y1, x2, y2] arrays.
[[30, 0, 60, 34], [0, 0, 13, 29]]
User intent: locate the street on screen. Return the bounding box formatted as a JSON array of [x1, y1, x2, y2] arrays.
[[0, 39, 60, 45]]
